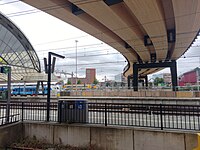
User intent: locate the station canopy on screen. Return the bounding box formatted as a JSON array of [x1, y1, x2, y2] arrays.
[[0, 12, 41, 82]]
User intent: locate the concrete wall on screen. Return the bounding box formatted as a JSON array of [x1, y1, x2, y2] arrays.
[[0, 122, 23, 147], [11, 96, 200, 106], [0, 122, 198, 149], [59, 97, 200, 105], [68, 90, 200, 98], [23, 122, 198, 150]]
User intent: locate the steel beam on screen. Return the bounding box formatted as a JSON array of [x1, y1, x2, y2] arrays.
[[145, 76, 148, 88], [127, 75, 131, 89], [71, 4, 85, 15], [104, 0, 123, 6], [133, 63, 138, 91], [132, 61, 177, 91], [170, 60, 178, 91]]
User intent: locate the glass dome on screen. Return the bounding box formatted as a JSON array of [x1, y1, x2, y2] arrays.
[[0, 12, 41, 81]]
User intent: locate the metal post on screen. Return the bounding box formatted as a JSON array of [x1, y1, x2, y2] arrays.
[[75, 40, 78, 96], [105, 103, 107, 126], [127, 76, 130, 89], [58, 100, 63, 123], [71, 72, 74, 90], [6, 67, 11, 123], [170, 60, 178, 91], [46, 52, 65, 122], [47, 53, 51, 122], [36, 81, 40, 96], [133, 63, 138, 91], [21, 102, 24, 122], [41, 81, 44, 96], [160, 104, 163, 130], [145, 75, 148, 89]]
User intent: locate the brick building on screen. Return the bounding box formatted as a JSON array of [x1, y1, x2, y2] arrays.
[[178, 67, 200, 86], [68, 68, 96, 84]]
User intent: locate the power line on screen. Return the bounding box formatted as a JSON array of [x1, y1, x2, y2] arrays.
[[2, 0, 199, 42], [0, 0, 20, 5], [55, 60, 126, 67], [35, 45, 200, 61], [36, 42, 105, 52], [33, 33, 200, 56], [4, 0, 200, 32], [2, 0, 200, 63], [34, 35, 89, 46], [2, 1, 199, 48]]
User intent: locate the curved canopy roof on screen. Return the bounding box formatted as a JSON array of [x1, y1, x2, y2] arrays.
[[21, 0, 200, 77], [0, 12, 41, 81]]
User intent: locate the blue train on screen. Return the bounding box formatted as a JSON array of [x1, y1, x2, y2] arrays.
[[12, 86, 49, 96], [0, 85, 48, 96]]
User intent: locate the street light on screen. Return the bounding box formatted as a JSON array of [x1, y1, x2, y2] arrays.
[[46, 52, 65, 121], [75, 40, 78, 95]]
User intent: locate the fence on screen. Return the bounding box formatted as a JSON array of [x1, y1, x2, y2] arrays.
[[1, 101, 200, 130], [0, 102, 21, 126]]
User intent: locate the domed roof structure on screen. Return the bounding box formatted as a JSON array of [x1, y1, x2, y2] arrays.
[[0, 12, 41, 81]]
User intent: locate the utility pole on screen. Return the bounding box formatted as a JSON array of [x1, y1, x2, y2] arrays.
[[75, 40, 78, 95], [71, 72, 74, 90]]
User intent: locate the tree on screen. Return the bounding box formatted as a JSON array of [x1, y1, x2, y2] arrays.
[[149, 82, 153, 87], [77, 80, 81, 84], [154, 77, 164, 86], [106, 82, 111, 87], [67, 80, 71, 85], [93, 78, 99, 85]]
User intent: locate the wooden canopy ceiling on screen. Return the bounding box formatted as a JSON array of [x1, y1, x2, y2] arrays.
[[21, 0, 200, 77]]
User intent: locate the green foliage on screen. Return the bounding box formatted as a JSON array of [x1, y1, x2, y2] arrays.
[[154, 77, 164, 86], [67, 80, 71, 85], [77, 80, 81, 84], [93, 78, 99, 85], [149, 82, 153, 87], [106, 82, 110, 87], [178, 86, 200, 91]]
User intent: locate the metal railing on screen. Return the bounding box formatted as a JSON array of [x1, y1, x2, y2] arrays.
[[0, 102, 21, 126], [87, 103, 200, 130], [1, 101, 200, 130]]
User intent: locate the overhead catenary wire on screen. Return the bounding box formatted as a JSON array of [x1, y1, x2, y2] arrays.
[[38, 54, 200, 68], [2, 0, 199, 42], [2, 0, 199, 62], [4, 0, 200, 30], [0, 0, 20, 5], [1, 0, 200, 77], [36, 42, 200, 55], [2, 0, 199, 47]]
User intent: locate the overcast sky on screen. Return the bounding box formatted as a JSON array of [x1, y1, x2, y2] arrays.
[[0, 0, 200, 82]]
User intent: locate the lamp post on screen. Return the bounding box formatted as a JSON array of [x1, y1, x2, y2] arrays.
[[75, 40, 78, 95], [46, 52, 65, 121]]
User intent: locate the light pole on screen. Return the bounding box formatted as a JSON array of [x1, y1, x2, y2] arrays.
[[46, 52, 65, 121], [75, 40, 78, 95]]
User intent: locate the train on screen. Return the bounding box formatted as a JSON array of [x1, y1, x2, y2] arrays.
[[0, 84, 59, 96], [12, 86, 48, 96]]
